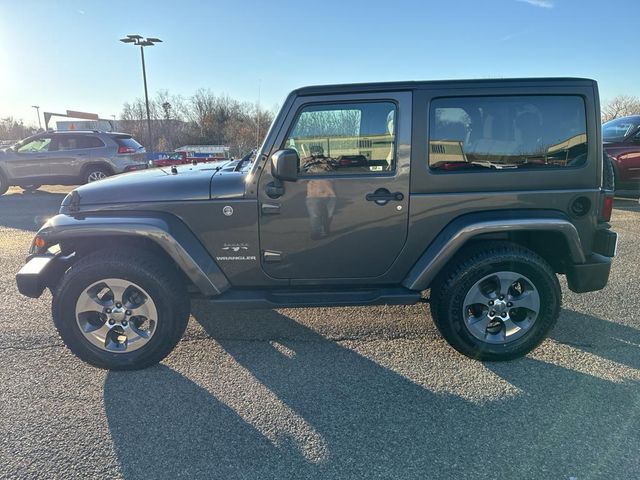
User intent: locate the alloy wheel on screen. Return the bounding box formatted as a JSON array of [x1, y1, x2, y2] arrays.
[[462, 271, 540, 344], [75, 278, 158, 353], [87, 171, 107, 182]]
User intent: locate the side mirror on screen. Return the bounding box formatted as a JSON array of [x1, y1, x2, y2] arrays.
[[271, 149, 299, 182]]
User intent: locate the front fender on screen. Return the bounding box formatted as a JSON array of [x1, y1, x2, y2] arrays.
[[34, 213, 230, 296]]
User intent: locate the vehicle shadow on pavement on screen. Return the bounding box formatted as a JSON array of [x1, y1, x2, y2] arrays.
[[550, 308, 640, 371], [0, 191, 66, 231], [103, 364, 281, 479], [101, 305, 640, 479]]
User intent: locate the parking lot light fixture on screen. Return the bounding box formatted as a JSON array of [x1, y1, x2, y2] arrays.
[[31, 105, 42, 130], [119, 34, 162, 151]]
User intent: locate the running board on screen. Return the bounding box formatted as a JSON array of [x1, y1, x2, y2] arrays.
[[204, 287, 421, 309]]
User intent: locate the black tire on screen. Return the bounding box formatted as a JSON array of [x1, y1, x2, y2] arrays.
[[52, 247, 190, 370], [82, 165, 111, 184], [603, 152, 616, 192], [21, 185, 42, 193], [430, 241, 561, 361], [0, 171, 8, 196]]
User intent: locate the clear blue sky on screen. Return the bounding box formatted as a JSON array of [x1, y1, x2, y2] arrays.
[[1, 0, 637, 126]]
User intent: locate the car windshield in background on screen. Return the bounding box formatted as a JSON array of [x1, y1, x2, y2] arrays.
[[602, 117, 640, 143], [17, 137, 51, 153]]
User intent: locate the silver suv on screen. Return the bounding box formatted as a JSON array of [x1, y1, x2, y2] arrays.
[[0, 130, 147, 195]]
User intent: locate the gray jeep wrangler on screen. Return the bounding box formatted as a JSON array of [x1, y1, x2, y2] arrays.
[[16, 78, 618, 370]]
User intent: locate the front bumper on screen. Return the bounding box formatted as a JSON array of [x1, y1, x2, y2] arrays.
[[16, 253, 71, 298]]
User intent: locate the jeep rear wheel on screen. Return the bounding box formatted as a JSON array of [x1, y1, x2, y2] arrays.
[[430, 242, 561, 361], [53, 248, 190, 370]]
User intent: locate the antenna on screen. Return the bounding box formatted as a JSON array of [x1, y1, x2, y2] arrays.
[[256, 79, 261, 149]]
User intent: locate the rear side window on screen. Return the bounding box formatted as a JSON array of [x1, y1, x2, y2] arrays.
[[428, 95, 587, 171], [82, 136, 105, 148], [112, 135, 143, 150]]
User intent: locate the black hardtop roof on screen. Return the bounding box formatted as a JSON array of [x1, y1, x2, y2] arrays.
[[293, 77, 596, 96]]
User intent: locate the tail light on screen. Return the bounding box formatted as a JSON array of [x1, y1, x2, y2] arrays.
[[600, 193, 614, 222], [118, 146, 136, 154]]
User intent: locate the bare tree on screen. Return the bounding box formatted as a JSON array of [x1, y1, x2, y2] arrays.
[[119, 88, 275, 154], [602, 95, 640, 122], [0, 117, 38, 142]]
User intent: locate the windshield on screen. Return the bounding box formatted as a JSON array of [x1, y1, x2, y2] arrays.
[[602, 117, 640, 142], [17, 136, 51, 153]]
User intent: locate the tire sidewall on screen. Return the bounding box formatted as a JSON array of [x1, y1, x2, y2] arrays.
[[438, 255, 560, 359], [54, 260, 186, 369]]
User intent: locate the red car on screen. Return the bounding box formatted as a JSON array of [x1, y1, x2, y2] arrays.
[[602, 115, 640, 191]]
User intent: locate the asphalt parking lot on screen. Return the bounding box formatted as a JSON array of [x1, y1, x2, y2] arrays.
[[1, 186, 639, 480]]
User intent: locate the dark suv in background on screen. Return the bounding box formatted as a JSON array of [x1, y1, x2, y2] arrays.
[[602, 115, 640, 191], [0, 130, 147, 195]]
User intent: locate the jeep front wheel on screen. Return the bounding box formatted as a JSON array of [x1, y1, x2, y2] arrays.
[[430, 242, 561, 361], [52, 248, 190, 370]]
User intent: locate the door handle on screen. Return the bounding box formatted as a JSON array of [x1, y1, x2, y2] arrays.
[[261, 203, 281, 215], [366, 188, 404, 205]]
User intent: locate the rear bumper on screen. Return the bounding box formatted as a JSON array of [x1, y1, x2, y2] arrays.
[[566, 229, 617, 294], [593, 229, 618, 257], [123, 163, 149, 172], [16, 253, 70, 298], [566, 253, 613, 293]]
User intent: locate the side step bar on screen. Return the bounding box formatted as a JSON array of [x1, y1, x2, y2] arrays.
[[204, 287, 422, 310]]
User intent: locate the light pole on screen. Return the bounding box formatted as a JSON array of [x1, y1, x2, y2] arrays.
[[31, 105, 42, 130], [119, 34, 162, 151]]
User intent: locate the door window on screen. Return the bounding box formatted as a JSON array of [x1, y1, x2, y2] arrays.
[[17, 137, 52, 153], [54, 135, 104, 151], [428, 95, 588, 171], [284, 102, 396, 175]]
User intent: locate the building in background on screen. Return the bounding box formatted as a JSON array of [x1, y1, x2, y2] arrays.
[[175, 145, 229, 157], [55, 120, 115, 131]]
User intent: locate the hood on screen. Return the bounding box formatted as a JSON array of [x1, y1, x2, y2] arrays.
[[62, 163, 247, 211]]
